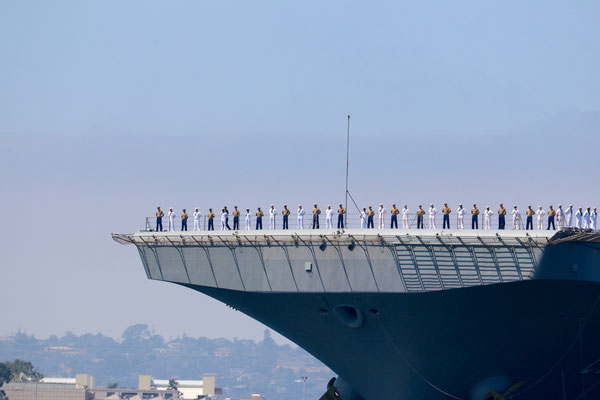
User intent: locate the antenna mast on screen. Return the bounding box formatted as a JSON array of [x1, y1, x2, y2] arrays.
[[345, 115, 350, 226]]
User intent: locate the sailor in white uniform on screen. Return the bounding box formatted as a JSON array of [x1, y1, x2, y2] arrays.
[[556, 205, 565, 229], [245, 209, 251, 230], [269, 205, 277, 230], [402, 205, 409, 229], [378, 204, 386, 229], [428, 203, 437, 229], [297, 205, 305, 229], [193, 208, 202, 231], [325, 205, 334, 229], [484, 207, 493, 230], [168, 207, 176, 231], [591, 208, 598, 230], [512, 205, 521, 230], [360, 208, 368, 229], [457, 204, 466, 229], [583, 207, 591, 229], [575, 207, 583, 228], [536, 206, 546, 230], [220, 208, 227, 230], [565, 205, 574, 227]]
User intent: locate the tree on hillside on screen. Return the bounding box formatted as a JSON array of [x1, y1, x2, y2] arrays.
[[0, 362, 11, 400]]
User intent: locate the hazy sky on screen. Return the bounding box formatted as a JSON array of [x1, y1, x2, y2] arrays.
[[1, 1, 599, 343]]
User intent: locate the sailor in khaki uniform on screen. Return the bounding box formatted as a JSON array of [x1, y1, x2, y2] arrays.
[[337, 204, 346, 229], [525, 206, 535, 230], [207, 209, 215, 231], [536, 206, 546, 230], [156, 207, 164, 232], [312, 204, 321, 229], [390, 204, 399, 229], [232, 206, 240, 230], [416, 205, 426, 229], [256, 208, 264, 230], [282, 205, 291, 230], [547, 205, 556, 230], [297, 205, 305, 229], [442, 203, 451, 229], [457, 204, 466, 229], [471, 204, 480, 230], [497, 204, 507, 230], [181, 209, 189, 231], [402, 205, 409, 229], [378, 203, 386, 229], [367, 206, 375, 229]]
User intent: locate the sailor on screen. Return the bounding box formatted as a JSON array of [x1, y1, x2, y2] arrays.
[[484, 206, 493, 230], [428, 203, 437, 229], [592, 208, 598, 230], [547, 205, 556, 230], [168, 207, 176, 232], [498, 204, 507, 230], [337, 204, 346, 229], [156, 207, 164, 232], [181, 209, 188, 231], [575, 207, 583, 229], [282, 205, 290, 230], [390, 204, 399, 229], [442, 203, 451, 229], [221, 207, 231, 231], [512, 205, 521, 230], [193, 207, 202, 231], [524, 206, 534, 230], [367, 206, 375, 229], [565, 205, 574, 227], [245, 208, 251, 230], [402, 204, 409, 229], [556, 205, 565, 229], [471, 204, 480, 230], [457, 204, 466, 229], [416, 205, 425, 229], [269, 204, 277, 230], [207, 208, 215, 231], [360, 208, 367, 229], [224, 206, 231, 230], [255, 207, 264, 230], [378, 203, 386, 229], [325, 205, 334, 229], [297, 204, 305, 229], [312, 204, 321, 229], [583, 207, 592, 229], [536, 206, 545, 230], [232, 206, 240, 230]]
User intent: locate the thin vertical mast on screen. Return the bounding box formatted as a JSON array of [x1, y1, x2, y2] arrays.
[[345, 115, 350, 226]]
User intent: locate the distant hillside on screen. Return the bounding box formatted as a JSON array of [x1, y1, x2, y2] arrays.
[[0, 325, 332, 400]]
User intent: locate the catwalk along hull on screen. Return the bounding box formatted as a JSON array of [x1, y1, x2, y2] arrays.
[[113, 229, 600, 400]]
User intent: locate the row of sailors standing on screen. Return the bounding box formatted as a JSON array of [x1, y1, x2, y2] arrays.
[[153, 204, 598, 232]]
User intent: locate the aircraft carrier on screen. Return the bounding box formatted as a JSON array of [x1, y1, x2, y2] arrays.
[[113, 226, 600, 400]]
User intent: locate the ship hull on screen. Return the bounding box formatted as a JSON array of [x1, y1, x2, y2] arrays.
[[183, 279, 600, 400]]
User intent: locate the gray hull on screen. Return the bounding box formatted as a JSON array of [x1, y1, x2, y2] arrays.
[[113, 229, 600, 399]]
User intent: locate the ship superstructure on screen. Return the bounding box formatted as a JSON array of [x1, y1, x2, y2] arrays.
[[113, 228, 600, 400]]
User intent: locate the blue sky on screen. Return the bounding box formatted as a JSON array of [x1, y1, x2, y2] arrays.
[[1, 1, 599, 342]]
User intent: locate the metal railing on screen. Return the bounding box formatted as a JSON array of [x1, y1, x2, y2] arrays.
[[145, 212, 567, 232]]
